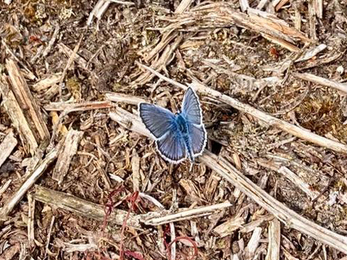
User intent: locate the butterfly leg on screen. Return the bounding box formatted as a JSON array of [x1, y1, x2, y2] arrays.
[[189, 162, 194, 172]]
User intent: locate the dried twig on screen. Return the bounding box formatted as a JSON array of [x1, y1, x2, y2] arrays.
[[143, 31, 178, 63], [106, 92, 148, 105], [274, 0, 289, 11], [293, 72, 347, 94], [58, 34, 84, 100], [44, 100, 114, 112], [45, 215, 55, 257], [32, 24, 60, 63], [2, 40, 36, 80], [142, 201, 232, 226]]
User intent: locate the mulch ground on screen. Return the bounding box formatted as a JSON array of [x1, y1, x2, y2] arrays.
[[1, 0, 347, 259]]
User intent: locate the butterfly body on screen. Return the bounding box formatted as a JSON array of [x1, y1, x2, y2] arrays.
[[175, 113, 195, 161], [139, 87, 207, 164]]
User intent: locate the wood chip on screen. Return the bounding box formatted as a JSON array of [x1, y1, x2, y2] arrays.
[[52, 129, 83, 184], [214, 215, 245, 238], [293, 3, 302, 31], [32, 73, 62, 92], [0, 131, 17, 169], [257, 0, 269, 10], [6, 59, 50, 143], [106, 92, 148, 105], [131, 150, 141, 192], [265, 219, 281, 260], [27, 193, 35, 248], [308, 1, 317, 41], [314, 0, 323, 19], [245, 227, 262, 256], [0, 78, 38, 155]]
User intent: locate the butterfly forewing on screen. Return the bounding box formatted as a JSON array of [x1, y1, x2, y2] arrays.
[[189, 124, 207, 155], [182, 87, 202, 125], [156, 127, 186, 163], [139, 103, 175, 139]]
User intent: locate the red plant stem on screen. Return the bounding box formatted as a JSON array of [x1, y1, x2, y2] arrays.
[[166, 236, 199, 260], [119, 191, 140, 260]]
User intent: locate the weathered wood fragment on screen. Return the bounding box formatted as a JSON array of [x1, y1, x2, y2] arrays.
[[52, 129, 83, 184], [6, 59, 50, 143], [0, 148, 57, 219], [0, 131, 17, 168], [0, 78, 38, 155], [265, 219, 281, 260], [33, 185, 141, 228], [293, 72, 347, 94]]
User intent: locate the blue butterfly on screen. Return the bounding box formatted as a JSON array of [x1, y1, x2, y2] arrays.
[[139, 87, 207, 164]]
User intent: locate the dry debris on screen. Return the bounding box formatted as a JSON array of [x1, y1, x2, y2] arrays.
[[1, 0, 347, 259]]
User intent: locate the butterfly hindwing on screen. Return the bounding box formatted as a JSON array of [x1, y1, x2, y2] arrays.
[[139, 103, 176, 139], [182, 87, 207, 157], [189, 123, 207, 156], [156, 125, 186, 163], [182, 87, 202, 125]]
